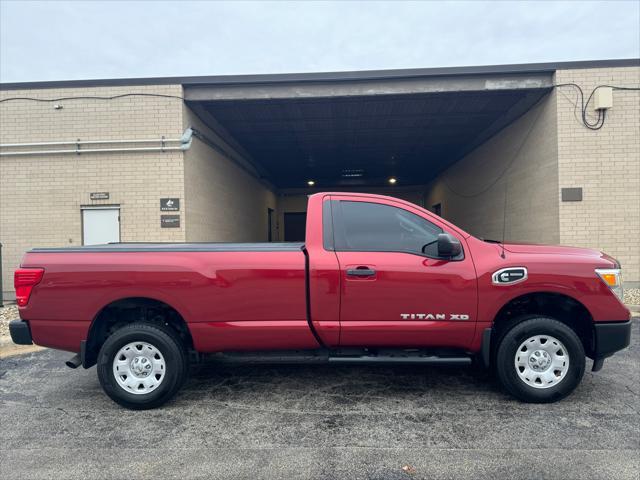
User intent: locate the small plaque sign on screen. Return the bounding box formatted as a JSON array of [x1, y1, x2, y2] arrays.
[[160, 198, 180, 211], [561, 187, 583, 202], [161, 215, 180, 228], [90, 192, 110, 200]]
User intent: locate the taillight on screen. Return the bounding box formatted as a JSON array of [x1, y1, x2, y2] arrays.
[[14, 268, 45, 307]]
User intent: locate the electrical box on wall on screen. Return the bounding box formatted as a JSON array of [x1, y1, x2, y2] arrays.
[[593, 87, 613, 110]]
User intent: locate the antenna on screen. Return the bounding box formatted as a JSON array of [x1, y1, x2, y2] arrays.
[[439, 97, 546, 257], [500, 174, 507, 259], [497, 100, 546, 259]]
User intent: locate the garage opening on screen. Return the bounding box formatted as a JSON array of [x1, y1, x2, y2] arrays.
[[182, 66, 554, 243], [284, 212, 307, 242]]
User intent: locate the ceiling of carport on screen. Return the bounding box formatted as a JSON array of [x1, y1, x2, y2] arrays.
[[193, 88, 550, 189]]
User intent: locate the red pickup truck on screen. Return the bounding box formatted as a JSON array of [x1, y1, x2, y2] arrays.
[[10, 192, 632, 409]]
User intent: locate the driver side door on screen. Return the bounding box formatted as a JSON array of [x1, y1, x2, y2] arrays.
[[330, 196, 478, 349]]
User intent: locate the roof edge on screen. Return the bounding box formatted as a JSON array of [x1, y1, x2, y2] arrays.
[[1, 58, 638, 91]]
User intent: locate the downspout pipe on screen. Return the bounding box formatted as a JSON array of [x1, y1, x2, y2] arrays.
[[0, 128, 193, 156]]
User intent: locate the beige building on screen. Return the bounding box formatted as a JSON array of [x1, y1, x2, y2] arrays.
[[1, 59, 639, 299]]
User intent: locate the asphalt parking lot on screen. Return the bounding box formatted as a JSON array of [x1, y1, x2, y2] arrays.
[[0, 319, 638, 480]]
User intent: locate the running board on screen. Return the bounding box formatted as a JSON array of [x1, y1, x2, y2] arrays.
[[208, 350, 329, 364], [206, 349, 472, 366], [328, 356, 471, 365]]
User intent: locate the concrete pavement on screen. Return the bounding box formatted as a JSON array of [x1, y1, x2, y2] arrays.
[[0, 319, 638, 479]]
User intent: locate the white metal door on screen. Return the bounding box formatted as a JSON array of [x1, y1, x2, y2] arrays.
[[82, 207, 120, 245]]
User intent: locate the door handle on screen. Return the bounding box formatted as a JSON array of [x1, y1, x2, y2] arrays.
[[346, 267, 376, 277]]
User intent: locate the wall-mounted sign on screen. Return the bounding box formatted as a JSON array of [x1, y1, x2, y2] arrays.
[[160, 198, 180, 211], [90, 192, 110, 200], [161, 215, 180, 228], [561, 187, 583, 202]]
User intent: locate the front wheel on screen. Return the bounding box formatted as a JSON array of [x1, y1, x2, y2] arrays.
[[97, 323, 187, 409], [495, 316, 585, 403]]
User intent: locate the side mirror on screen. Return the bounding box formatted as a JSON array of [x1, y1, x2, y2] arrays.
[[437, 233, 462, 258]]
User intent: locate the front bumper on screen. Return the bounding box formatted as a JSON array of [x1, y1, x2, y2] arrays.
[[591, 320, 632, 371], [594, 320, 632, 358], [9, 320, 33, 345]]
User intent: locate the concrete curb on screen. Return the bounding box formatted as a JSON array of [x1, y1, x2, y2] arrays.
[[0, 345, 45, 358], [0, 337, 45, 358], [626, 305, 640, 315]]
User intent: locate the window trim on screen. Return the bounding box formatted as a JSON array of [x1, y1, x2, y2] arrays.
[[322, 199, 335, 251], [331, 199, 464, 261]]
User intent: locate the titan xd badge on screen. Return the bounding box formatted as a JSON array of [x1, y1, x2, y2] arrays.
[[400, 313, 470, 320]]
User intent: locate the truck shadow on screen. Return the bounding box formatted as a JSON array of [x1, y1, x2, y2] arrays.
[[181, 362, 501, 405], [178, 318, 639, 407]]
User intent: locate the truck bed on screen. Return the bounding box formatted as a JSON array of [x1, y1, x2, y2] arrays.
[[29, 242, 305, 253], [20, 243, 312, 353]]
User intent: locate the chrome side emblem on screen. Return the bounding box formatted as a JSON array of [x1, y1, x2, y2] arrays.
[[400, 313, 469, 320], [400, 313, 445, 320], [492, 267, 528, 285]]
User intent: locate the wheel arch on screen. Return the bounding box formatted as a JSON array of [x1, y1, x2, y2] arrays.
[[84, 296, 194, 368], [490, 291, 594, 359]]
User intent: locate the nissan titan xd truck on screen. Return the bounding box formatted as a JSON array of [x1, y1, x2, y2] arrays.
[[10, 193, 632, 409]]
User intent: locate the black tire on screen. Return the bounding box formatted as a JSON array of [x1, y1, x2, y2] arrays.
[[495, 316, 585, 403], [97, 322, 187, 410]]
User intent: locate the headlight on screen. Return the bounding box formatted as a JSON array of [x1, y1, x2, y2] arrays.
[[595, 268, 623, 301]]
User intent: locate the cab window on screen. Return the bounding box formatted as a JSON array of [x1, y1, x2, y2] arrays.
[[335, 201, 443, 256]]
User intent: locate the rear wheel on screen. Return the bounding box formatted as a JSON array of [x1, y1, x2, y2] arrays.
[[496, 316, 585, 403], [97, 322, 187, 409]]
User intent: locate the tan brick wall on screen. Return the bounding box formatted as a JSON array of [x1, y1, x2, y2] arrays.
[[182, 105, 277, 242], [424, 94, 560, 244], [0, 85, 186, 297], [2, 65, 637, 298], [555, 67, 640, 283]]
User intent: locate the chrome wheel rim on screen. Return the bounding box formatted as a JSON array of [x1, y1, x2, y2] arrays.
[[112, 341, 166, 395], [514, 335, 569, 389]]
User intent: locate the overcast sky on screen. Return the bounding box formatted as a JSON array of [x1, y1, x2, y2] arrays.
[[1, 0, 639, 83]]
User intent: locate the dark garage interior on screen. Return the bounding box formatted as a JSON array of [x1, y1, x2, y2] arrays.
[[184, 67, 553, 190], [189, 90, 551, 189]]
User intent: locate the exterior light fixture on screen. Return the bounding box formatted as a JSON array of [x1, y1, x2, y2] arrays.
[[307, 180, 315, 186], [388, 177, 397, 184]]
